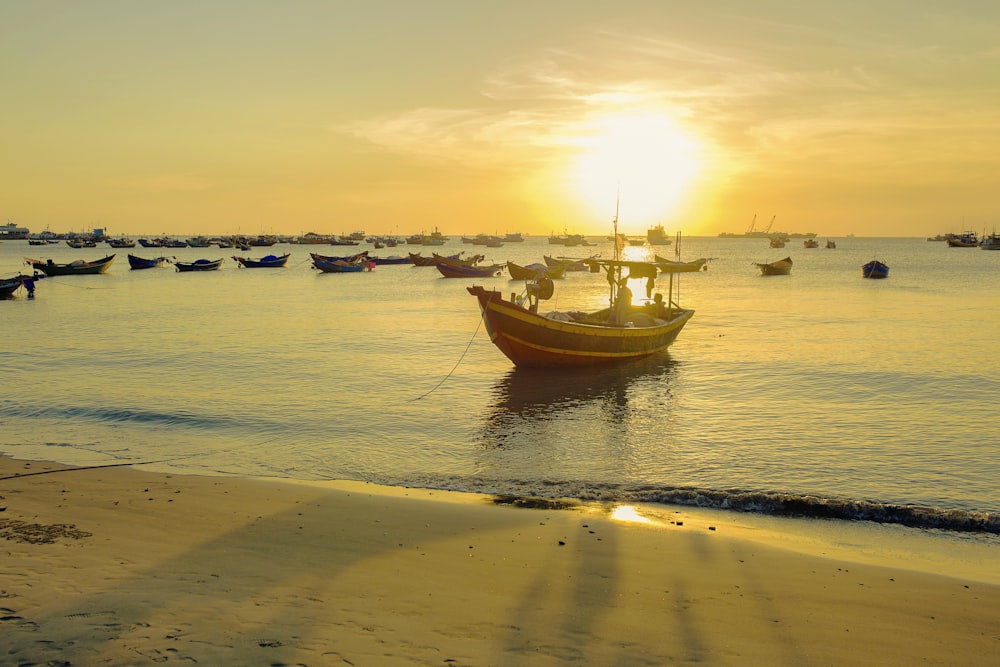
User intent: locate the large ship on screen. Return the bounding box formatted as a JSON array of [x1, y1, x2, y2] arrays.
[[718, 214, 816, 239], [646, 224, 673, 246]]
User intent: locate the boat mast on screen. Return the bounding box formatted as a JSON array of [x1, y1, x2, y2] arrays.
[[609, 189, 622, 309]]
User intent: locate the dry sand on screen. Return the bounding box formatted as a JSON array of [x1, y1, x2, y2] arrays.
[[1, 455, 997, 666]]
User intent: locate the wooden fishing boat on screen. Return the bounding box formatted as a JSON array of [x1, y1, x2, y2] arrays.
[[506, 261, 565, 280], [127, 254, 171, 270], [310, 251, 368, 264], [174, 258, 223, 272], [409, 252, 461, 266], [861, 259, 889, 279], [312, 255, 369, 273], [543, 255, 597, 272], [25, 254, 116, 276], [946, 231, 978, 247], [979, 233, 1000, 250], [1, 274, 37, 299], [368, 254, 413, 265], [232, 253, 290, 268], [755, 256, 793, 276], [469, 256, 695, 368], [436, 260, 502, 278], [653, 255, 708, 272]]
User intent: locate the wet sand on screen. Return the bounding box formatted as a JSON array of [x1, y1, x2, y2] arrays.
[[1, 455, 997, 665]]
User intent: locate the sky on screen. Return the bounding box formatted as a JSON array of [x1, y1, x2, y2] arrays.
[[2, 1, 999, 238]]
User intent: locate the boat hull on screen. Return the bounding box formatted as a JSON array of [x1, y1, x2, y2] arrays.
[[127, 254, 168, 269], [468, 286, 693, 367], [1, 275, 33, 298], [26, 255, 115, 276], [756, 257, 792, 276], [436, 262, 501, 278], [233, 253, 290, 268], [861, 260, 889, 279], [175, 259, 223, 272]]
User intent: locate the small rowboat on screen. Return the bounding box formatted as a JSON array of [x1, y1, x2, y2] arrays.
[[435, 260, 503, 278], [175, 258, 223, 272], [127, 254, 171, 270], [25, 254, 115, 276], [506, 261, 565, 280], [232, 253, 290, 268], [312, 255, 370, 273], [861, 259, 889, 279], [755, 256, 793, 276], [1, 274, 38, 299]]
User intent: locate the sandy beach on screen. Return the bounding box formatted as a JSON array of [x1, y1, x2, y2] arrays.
[[1, 455, 997, 666]]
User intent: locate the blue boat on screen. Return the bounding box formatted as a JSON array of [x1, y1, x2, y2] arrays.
[[233, 253, 290, 268], [127, 254, 171, 270], [862, 259, 889, 279], [312, 255, 369, 273]]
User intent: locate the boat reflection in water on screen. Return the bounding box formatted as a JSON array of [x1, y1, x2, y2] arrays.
[[478, 354, 678, 455]]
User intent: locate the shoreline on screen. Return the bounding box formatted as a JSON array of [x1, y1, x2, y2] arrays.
[[2, 454, 998, 665]]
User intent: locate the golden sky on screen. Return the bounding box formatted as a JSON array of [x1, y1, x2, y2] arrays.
[[2, 2, 998, 237]]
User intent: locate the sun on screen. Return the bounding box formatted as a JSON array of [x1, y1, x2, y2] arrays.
[[569, 112, 702, 227]]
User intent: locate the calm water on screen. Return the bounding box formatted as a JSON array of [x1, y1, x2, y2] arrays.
[[2, 236, 998, 534]]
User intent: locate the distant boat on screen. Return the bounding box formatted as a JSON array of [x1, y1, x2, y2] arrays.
[[106, 237, 136, 248], [861, 259, 889, 279], [544, 255, 598, 272], [979, 233, 1000, 250], [503, 233, 525, 243], [368, 254, 413, 265], [435, 260, 503, 278], [947, 231, 978, 247], [409, 251, 461, 267], [506, 261, 565, 280], [653, 255, 708, 272], [804, 239, 819, 248], [311, 255, 369, 273], [232, 253, 290, 268], [25, 254, 116, 276], [646, 224, 673, 246], [127, 254, 171, 270], [755, 256, 793, 276], [174, 258, 223, 272], [826, 240, 837, 249]]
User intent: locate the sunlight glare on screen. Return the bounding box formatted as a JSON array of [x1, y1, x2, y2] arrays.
[[571, 112, 702, 225]]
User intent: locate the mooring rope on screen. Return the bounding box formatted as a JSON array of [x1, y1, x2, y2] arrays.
[[411, 316, 483, 401]]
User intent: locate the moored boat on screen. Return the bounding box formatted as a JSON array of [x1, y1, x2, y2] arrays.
[[755, 256, 793, 276], [646, 224, 672, 246], [368, 254, 413, 265], [174, 258, 223, 272], [409, 251, 461, 267], [947, 231, 978, 247], [312, 255, 370, 273], [861, 259, 890, 279], [979, 233, 1000, 250], [232, 253, 290, 268], [25, 254, 116, 276], [506, 261, 565, 280], [653, 255, 708, 272], [1, 273, 38, 299], [468, 256, 695, 367], [543, 255, 597, 272], [127, 254, 171, 270], [436, 260, 503, 278]]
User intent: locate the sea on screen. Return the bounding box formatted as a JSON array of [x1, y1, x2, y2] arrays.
[[2, 235, 999, 543]]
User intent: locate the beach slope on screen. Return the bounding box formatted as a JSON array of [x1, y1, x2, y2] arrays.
[[1, 455, 997, 666]]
